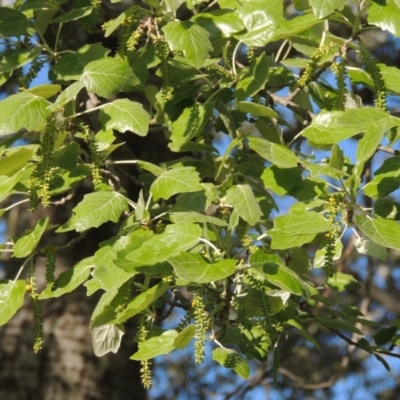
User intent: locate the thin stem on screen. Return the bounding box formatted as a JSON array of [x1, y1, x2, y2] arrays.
[[232, 40, 242, 77], [205, 86, 230, 105], [54, 22, 63, 53], [4, 198, 30, 212], [116, 192, 136, 210], [69, 104, 106, 119], [145, 193, 153, 211], [213, 338, 228, 350], [199, 238, 221, 255], [275, 39, 289, 63], [14, 254, 35, 281], [35, 29, 54, 57], [150, 211, 168, 223]]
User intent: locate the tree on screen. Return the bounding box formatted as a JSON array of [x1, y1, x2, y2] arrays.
[[1, 0, 400, 398]]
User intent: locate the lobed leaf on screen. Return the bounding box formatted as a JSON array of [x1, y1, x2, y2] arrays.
[[0, 280, 26, 327], [57, 192, 128, 233]]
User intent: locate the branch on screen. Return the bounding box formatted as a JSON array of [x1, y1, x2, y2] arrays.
[[268, 92, 315, 123], [334, 329, 400, 360], [377, 145, 400, 156]]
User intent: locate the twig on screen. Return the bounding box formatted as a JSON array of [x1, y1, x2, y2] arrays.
[[377, 145, 400, 156]]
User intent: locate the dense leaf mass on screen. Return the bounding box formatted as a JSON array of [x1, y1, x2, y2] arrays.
[[2, 0, 400, 398]]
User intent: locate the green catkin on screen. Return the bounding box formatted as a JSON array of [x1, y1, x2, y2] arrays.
[[18, 58, 46, 90], [116, 15, 138, 57], [359, 44, 387, 110], [192, 291, 208, 364], [138, 315, 152, 389], [359, 43, 398, 141], [26, 274, 44, 353], [247, 46, 256, 63], [323, 195, 343, 278], [44, 246, 57, 290], [245, 271, 271, 329], [29, 116, 57, 210], [331, 57, 347, 111], [297, 43, 334, 89], [82, 127, 102, 191], [90, 0, 102, 24], [154, 38, 172, 100]]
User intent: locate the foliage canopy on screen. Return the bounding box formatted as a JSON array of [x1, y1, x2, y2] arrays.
[[1, 0, 400, 393]]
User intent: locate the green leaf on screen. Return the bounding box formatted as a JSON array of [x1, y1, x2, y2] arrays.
[[314, 240, 343, 268], [57, 191, 128, 233], [250, 251, 311, 296], [52, 6, 92, 23], [81, 58, 140, 98], [354, 237, 387, 262], [309, 0, 345, 19], [356, 125, 385, 168], [122, 224, 202, 269], [277, 13, 320, 36], [0, 92, 51, 136], [150, 167, 202, 201], [0, 280, 26, 326], [130, 330, 179, 360], [92, 323, 125, 357], [116, 282, 169, 323], [326, 272, 361, 292], [374, 353, 391, 372], [0, 173, 21, 202], [164, 0, 185, 12], [51, 143, 80, 171], [175, 191, 208, 212], [225, 184, 262, 225], [270, 231, 316, 250], [0, 147, 34, 177], [374, 198, 400, 221], [90, 236, 135, 292], [0, 7, 29, 36], [369, 0, 400, 37], [99, 99, 150, 136], [170, 211, 228, 227], [304, 161, 347, 179], [212, 348, 250, 379], [377, 63, 400, 94], [235, 1, 283, 47], [169, 253, 236, 283], [261, 166, 303, 196], [374, 326, 397, 346], [248, 137, 299, 168], [329, 144, 344, 171], [135, 160, 165, 177], [26, 84, 61, 99], [169, 103, 213, 151], [173, 325, 196, 350], [191, 9, 245, 41], [272, 210, 332, 236], [234, 54, 270, 101], [363, 157, 400, 198], [39, 257, 93, 299], [302, 108, 396, 144], [355, 216, 400, 251], [288, 247, 311, 275], [13, 217, 49, 258], [51, 43, 110, 81], [162, 21, 212, 68], [0, 47, 42, 73], [50, 81, 85, 110], [236, 101, 278, 118]]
